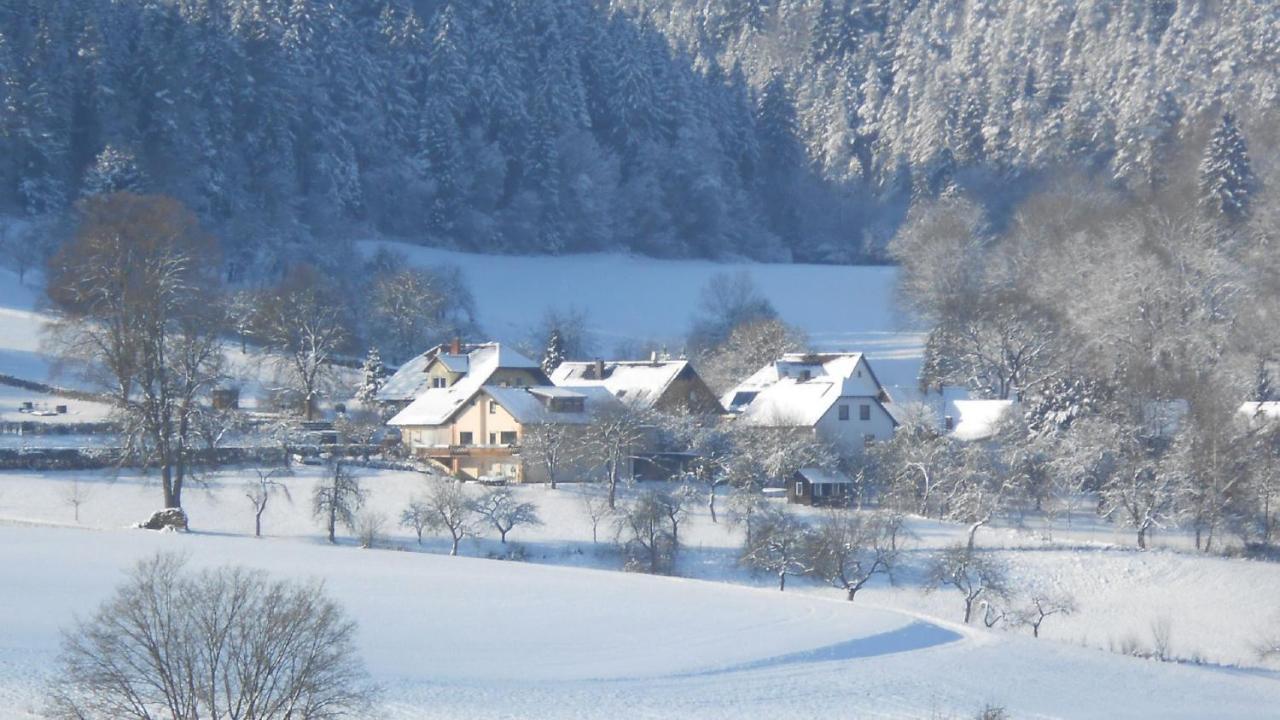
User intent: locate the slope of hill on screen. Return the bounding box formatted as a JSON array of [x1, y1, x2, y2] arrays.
[[363, 240, 926, 397], [3, 511, 1279, 719]]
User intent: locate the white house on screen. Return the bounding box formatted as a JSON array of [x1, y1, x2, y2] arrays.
[[550, 358, 722, 414], [376, 340, 546, 411], [723, 352, 897, 454]]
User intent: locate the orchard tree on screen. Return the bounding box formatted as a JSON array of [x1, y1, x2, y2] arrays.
[[473, 488, 542, 543], [312, 461, 364, 544], [46, 193, 225, 510], [807, 510, 899, 601], [926, 544, 1011, 624], [251, 264, 353, 420], [425, 480, 478, 555]]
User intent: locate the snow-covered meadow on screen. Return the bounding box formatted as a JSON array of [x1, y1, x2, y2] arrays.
[[3, 467, 1280, 719]]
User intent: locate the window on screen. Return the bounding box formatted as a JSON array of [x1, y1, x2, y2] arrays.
[[838, 405, 850, 421], [432, 377, 447, 388], [860, 404, 871, 421], [500, 431, 517, 445], [800, 370, 811, 381], [488, 433, 496, 445], [795, 481, 804, 496], [459, 432, 473, 446], [489, 400, 498, 414]]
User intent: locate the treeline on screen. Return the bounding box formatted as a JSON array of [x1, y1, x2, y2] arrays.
[[3, 1, 1276, 272], [0, 0, 850, 274], [628, 0, 1278, 233], [886, 107, 1280, 553]]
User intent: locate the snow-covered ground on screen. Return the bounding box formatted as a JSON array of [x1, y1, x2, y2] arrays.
[[3, 467, 1279, 718], [361, 241, 926, 398]]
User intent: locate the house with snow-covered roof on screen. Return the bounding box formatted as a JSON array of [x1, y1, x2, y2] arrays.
[[550, 357, 722, 414], [723, 352, 897, 455], [376, 339, 547, 410], [390, 382, 623, 482]]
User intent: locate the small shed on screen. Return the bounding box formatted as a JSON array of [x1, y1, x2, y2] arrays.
[[788, 467, 855, 507]]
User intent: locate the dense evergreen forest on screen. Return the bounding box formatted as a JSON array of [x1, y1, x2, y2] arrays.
[[0, 0, 1275, 276]]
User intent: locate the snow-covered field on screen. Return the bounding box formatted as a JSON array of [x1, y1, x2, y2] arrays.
[[361, 242, 926, 397], [3, 467, 1279, 718]]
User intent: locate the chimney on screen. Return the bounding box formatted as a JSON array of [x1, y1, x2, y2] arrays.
[[450, 337, 461, 355], [594, 359, 605, 380], [650, 350, 658, 364]]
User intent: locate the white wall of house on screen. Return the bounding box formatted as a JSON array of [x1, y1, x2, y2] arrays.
[[814, 397, 896, 454]]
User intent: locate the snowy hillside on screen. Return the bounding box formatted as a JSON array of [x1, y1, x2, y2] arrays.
[[4, 467, 1280, 718], [362, 241, 925, 396]]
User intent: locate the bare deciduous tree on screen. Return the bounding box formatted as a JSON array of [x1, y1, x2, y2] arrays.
[[401, 499, 431, 545], [312, 461, 364, 544], [45, 193, 225, 509], [926, 545, 1011, 624], [250, 264, 352, 420], [47, 553, 375, 719], [473, 488, 542, 543], [520, 422, 576, 490], [585, 405, 648, 509], [615, 490, 677, 574], [246, 465, 293, 538], [62, 480, 91, 523], [806, 510, 899, 601], [580, 490, 612, 543], [1016, 591, 1077, 638], [741, 506, 813, 591], [425, 480, 478, 556]]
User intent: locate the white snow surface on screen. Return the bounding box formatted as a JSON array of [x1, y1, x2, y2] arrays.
[[360, 242, 927, 398], [3, 468, 1280, 718]]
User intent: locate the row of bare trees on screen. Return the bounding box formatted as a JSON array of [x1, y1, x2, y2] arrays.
[[889, 169, 1280, 553]]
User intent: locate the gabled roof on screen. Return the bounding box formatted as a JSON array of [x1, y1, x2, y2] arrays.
[[386, 343, 542, 426], [482, 385, 621, 425], [796, 467, 855, 485], [724, 351, 893, 428], [551, 360, 692, 410], [377, 342, 540, 404]]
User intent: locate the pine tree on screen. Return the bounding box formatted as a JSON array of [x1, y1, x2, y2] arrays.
[[356, 347, 387, 405], [1199, 111, 1254, 223], [541, 329, 566, 375], [81, 145, 147, 197]]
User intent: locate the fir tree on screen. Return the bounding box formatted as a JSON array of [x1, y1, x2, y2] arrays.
[[356, 347, 387, 405], [541, 329, 566, 375], [81, 145, 147, 197], [1199, 111, 1254, 223]]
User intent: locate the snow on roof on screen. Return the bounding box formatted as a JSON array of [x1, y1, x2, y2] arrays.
[[796, 467, 855, 485], [722, 352, 880, 411], [483, 385, 619, 425], [387, 344, 540, 426], [437, 353, 469, 373], [725, 352, 891, 427], [949, 399, 1017, 441], [736, 378, 844, 427], [376, 348, 436, 402], [528, 386, 586, 399], [377, 342, 539, 404], [551, 360, 689, 409]]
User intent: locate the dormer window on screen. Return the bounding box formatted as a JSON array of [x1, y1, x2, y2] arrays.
[[432, 377, 447, 388]]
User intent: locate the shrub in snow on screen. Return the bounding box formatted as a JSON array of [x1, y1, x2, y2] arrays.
[[138, 507, 188, 532], [47, 553, 375, 719]]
